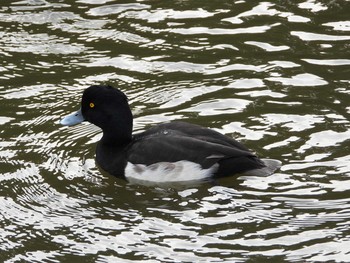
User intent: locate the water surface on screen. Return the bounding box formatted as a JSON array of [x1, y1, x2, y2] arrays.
[[1, 0, 350, 262]]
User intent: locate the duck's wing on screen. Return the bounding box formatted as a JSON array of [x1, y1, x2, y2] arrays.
[[144, 121, 250, 151], [127, 132, 256, 169]]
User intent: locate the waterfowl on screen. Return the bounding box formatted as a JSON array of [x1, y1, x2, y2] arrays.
[[61, 85, 280, 183]]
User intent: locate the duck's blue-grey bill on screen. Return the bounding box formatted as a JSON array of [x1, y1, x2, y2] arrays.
[[60, 108, 85, 126]]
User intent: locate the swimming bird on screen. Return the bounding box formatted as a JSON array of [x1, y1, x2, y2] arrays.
[[61, 85, 280, 183]]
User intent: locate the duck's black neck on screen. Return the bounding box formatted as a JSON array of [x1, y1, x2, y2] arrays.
[[101, 130, 132, 147], [100, 109, 133, 147]]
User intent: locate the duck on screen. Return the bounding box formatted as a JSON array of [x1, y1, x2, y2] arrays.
[[60, 85, 280, 183]]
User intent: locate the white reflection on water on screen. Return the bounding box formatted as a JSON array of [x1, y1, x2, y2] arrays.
[[87, 3, 150, 16], [168, 24, 279, 35], [302, 59, 350, 66], [291, 31, 350, 41], [299, 130, 350, 152], [259, 114, 325, 132], [245, 41, 290, 52], [298, 1, 328, 12], [181, 98, 251, 116], [323, 21, 350, 31], [223, 2, 311, 24], [121, 8, 218, 23], [0, 32, 85, 55], [266, 73, 328, 86]]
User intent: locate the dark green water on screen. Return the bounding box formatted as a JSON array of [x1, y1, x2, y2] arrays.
[[1, 0, 350, 262]]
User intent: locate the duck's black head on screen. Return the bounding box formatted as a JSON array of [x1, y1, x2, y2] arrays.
[[83, 85, 133, 144], [62, 85, 133, 145]]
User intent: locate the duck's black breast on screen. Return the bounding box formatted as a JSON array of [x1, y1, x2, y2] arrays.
[[96, 141, 129, 178]]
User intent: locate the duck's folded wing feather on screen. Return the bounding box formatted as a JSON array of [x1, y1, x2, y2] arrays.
[[144, 121, 250, 151], [127, 134, 255, 169]]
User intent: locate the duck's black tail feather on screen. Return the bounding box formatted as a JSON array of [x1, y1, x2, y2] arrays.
[[241, 158, 282, 177]]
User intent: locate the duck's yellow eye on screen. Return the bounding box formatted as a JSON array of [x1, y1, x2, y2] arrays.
[[89, 102, 95, 108]]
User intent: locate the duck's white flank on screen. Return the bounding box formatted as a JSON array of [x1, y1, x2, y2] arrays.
[[125, 161, 218, 182]]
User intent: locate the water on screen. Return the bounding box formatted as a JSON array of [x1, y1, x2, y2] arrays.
[[1, 0, 350, 262]]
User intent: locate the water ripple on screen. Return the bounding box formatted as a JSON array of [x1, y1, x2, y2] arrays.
[[87, 3, 150, 16]]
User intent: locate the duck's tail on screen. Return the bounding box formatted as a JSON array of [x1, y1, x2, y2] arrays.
[[242, 158, 282, 177]]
